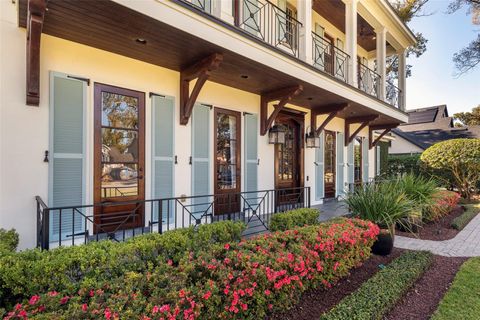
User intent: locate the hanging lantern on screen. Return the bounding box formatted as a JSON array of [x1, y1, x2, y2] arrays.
[[305, 128, 320, 148], [268, 124, 286, 144]]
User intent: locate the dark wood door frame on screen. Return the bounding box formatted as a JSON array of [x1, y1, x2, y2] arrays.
[[93, 83, 145, 233], [213, 107, 242, 214]]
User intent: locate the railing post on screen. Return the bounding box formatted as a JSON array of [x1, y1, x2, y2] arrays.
[[397, 49, 407, 110], [42, 208, 50, 250], [307, 187, 311, 208]]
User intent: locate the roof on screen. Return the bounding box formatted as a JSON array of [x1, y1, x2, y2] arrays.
[[400, 105, 454, 132], [393, 125, 480, 150]]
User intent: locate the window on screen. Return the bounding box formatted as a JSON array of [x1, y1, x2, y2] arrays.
[[354, 137, 362, 184]]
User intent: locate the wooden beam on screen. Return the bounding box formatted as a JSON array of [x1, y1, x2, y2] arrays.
[[180, 53, 223, 125], [311, 103, 349, 135], [260, 85, 303, 135], [370, 128, 392, 149], [345, 115, 379, 146], [312, 103, 349, 115], [26, 0, 47, 106], [369, 123, 398, 149]]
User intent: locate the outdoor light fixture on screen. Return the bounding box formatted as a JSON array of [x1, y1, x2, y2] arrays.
[[268, 124, 286, 144], [305, 127, 320, 148]]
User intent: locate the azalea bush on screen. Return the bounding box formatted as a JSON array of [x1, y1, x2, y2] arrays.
[[3, 219, 379, 319], [423, 190, 461, 222], [270, 208, 320, 231]]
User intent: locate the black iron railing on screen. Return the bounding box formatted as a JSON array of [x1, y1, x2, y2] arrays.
[[36, 187, 310, 249], [386, 81, 401, 109], [312, 32, 349, 83], [358, 62, 381, 98], [190, 0, 211, 13]]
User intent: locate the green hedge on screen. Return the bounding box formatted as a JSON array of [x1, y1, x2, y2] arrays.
[[320, 251, 433, 320], [270, 208, 320, 231], [452, 204, 480, 230], [0, 221, 245, 308], [0, 229, 19, 253]]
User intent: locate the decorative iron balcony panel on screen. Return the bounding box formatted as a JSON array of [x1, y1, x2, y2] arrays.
[[358, 62, 381, 99], [386, 81, 401, 109], [312, 32, 349, 83]]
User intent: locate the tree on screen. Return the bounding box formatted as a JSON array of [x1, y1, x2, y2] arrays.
[[448, 0, 480, 75], [454, 105, 480, 125], [420, 138, 480, 199]]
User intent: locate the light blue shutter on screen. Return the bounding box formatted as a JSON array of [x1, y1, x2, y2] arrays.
[[152, 95, 175, 224], [244, 114, 258, 205], [243, 0, 259, 35], [191, 104, 211, 218], [362, 137, 369, 182], [376, 146, 381, 176], [336, 132, 345, 197], [347, 140, 354, 192], [315, 131, 325, 201], [49, 72, 86, 241]]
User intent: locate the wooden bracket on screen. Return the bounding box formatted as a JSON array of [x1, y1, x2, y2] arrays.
[[345, 115, 379, 146], [26, 0, 47, 106], [368, 124, 398, 149], [180, 53, 223, 125], [311, 103, 349, 135], [260, 85, 303, 135]]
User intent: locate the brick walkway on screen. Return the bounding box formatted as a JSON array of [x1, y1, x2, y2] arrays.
[[394, 213, 480, 257]]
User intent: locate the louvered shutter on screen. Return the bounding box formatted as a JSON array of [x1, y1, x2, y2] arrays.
[[315, 131, 325, 201], [336, 132, 345, 197], [191, 104, 211, 218], [244, 113, 258, 206], [362, 136, 369, 182], [49, 72, 86, 241], [152, 95, 175, 224]]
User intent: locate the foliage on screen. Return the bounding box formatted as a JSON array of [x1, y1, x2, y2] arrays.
[[432, 257, 480, 320], [423, 190, 461, 222], [386, 154, 422, 176], [270, 208, 320, 232], [0, 229, 19, 253], [393, 173, 438, 208], [420, 139, 480, 199], [451, 203, 480, 230], [320, 251, 433, 320], [3, 219, 379, 319], [454, 105, 480, 126], [345, 182, 414, 233], [0, 221, 245, 308]]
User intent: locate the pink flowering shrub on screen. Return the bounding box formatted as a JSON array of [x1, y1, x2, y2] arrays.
[[4, 218, 379, 320], [423, 190, 461, 222]]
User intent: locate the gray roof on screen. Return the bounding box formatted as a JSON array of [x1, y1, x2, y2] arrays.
[[400, 105, 453, 132]]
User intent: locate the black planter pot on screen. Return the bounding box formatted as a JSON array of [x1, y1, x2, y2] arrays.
[[372, 230, 394, 256]]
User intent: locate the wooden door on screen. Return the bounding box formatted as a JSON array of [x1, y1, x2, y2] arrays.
[[214, 108, 241, 215], [354, 137, 363, 185], [324, 34, 335, 76], [324, 130, 336, 198], [94, 84, 145, 233]]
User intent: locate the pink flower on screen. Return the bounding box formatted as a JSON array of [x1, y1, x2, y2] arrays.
[[104, 307, 112, 320], [29, 295, 40, 305], [224, 243, 230, 250], [167, 259, 173, 266], [264, 289, 271, 296], [152, 305, 160, 314], [47, 291, 59, 297], [82, 304, 88, 312], [60, 296, 70, 305], [203, 291, 211, 300], [159, 305, 170, 313]]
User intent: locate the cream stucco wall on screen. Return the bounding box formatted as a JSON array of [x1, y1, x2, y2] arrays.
[[389, 134, 424, 154], [1, 0, 380, 249]]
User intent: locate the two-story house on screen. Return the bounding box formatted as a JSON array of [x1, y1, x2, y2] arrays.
[[0, 0, 416, 249]]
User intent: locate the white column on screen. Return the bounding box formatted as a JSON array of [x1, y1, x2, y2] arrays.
[[298, 0, 313, 64], [213, 0, 234, 24], [397, 49, 407, 110], [344, 0, 358, 87], [375, 27, 387, 100]]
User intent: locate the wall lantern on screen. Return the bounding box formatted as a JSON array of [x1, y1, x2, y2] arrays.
[[305, 127, 320, 148], [268, 124, 286, 144]]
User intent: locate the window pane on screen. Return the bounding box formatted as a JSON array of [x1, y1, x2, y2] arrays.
[[101, 163, 138, 198], [102, 92, 138, 129], [217, 164, 237, 190], [102, 129, 138, 163]]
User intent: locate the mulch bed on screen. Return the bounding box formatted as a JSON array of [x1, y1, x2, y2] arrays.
[[396, 205, 465, 241], [268, 248, 404, 320], [384, 255, 467, 320]]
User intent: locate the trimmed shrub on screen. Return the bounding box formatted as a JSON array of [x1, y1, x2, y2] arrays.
[[4, 219, 379, 319], [420, 138, 480, 199], [387, 154, 422, 177], [0, 229, 19, 253], [320, 251, 433, 320], [451, 204, 480, 230], [269, 208, 320, 231], [0, 221, 245, 308], [423, 190, 461, 222]]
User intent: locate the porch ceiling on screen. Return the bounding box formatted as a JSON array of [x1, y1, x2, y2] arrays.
[[18, 0, 402, 126]]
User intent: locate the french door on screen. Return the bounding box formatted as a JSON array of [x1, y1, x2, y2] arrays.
[[354, 137, 363, 185], [214, 108, 241, 215], [93, 84, 145, 233], [324, 130, 336, 198], [324, 34, 335, 76]]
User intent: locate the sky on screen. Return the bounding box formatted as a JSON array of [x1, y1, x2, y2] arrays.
[[405, 0, 480, 115]]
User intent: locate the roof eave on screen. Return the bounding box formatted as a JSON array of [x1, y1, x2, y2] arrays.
[[380, 0, 418, 47]]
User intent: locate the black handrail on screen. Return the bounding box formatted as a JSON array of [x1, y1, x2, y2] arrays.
[[36, 187, 311, 250], [312, 32, 350, 83], [386, 80, 401, 109], [358, 62, 381, 98]]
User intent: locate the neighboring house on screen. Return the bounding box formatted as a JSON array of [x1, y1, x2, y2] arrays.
[[0, 0, 415, 249], [390, 105, 480, 154]]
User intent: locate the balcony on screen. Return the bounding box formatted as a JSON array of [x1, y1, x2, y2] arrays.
[[386, 81, 402, 109], [312, 32, 350, 83], [357, 62, 381, 99]]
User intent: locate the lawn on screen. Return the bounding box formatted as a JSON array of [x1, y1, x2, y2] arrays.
[[432, 257, 480, 320]]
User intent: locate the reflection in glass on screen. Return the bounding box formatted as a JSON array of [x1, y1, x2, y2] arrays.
[[354, 137, 362, 183], [101, 163, 138, 198], [278, 124, 295, 181], [102, 129, 138, 162], [216, 114, 237, 190], [102, 92, 138, 128], [324, 132, 335, 183]]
